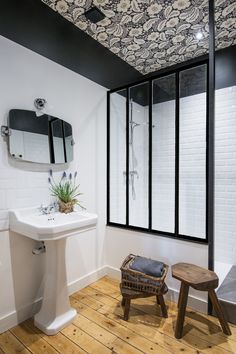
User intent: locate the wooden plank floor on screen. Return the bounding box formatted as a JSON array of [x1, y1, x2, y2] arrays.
[[1, 276, 236, 354]]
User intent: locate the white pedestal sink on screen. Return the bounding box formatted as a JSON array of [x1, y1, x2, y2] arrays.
[[9, 207, 97, 335]]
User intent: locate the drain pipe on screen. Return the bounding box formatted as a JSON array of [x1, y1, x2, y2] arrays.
[[32, 241, 46, 255]]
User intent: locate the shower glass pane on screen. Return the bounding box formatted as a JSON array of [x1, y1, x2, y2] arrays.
[[179, 65, 207, 238], [109, 89, 127, 224], [129, 83, 149, 228], [152, 74, 176, 233]]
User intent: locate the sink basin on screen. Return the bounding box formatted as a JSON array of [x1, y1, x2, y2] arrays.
[[9, 206, 98, 335], [9, 207, 97, 240]]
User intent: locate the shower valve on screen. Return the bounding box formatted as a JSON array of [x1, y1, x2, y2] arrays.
[[130, 170, 139, 179]]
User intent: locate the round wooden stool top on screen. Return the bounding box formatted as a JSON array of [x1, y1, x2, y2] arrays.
[[172, 263, 219, 291]]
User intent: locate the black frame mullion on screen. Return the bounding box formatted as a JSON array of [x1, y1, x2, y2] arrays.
[[208, 0, 215, 271], [206, 64, 210, 246], [106, 91, 110, 224], [175, 72, 180, 237], [61, 121, 67, 163], [48, 120, 55, 164], [148, 81, 153, 231], [208, 0, 215, 314], [126, 88, 130, 226]]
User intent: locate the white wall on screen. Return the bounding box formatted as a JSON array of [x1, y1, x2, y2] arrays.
[[0, 35, 107, 332], [179, 93, 206, 238], [152, 100, 175, 232], [215, 86, 236, 265]]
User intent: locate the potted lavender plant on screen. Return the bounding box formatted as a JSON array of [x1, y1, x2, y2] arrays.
[[48, 170, 84, 214]]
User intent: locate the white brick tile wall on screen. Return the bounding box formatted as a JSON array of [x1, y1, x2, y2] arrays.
[[110, 85, 236, 265], [152, 100, 175, 232], [179, 93, 206, 238], [215, 86, 236, 265], [0, 36, 107, 330]]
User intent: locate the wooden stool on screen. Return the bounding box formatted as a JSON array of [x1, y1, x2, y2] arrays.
[[172, 263, 232, 339], [120, 283, 168, 321]]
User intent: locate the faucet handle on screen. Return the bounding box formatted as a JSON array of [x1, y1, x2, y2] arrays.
[[39, 203, 57, 215], [48, 202, 58, 213], [39, 204, 46, 214]]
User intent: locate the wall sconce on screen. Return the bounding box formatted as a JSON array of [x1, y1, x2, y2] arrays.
[[34, 98, 47, 116]]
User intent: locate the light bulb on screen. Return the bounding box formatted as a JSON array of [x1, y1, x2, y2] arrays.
[[196, 32, 203, 40]]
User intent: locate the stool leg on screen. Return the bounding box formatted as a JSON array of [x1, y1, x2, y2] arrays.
[[157, 294, 168, 318], [121, 296, 126, 306], [178, 282, 184, 308], [175, 283, 189, 339], [124, 298, 131, 321], [209, 290, 231, 336], [156, 296, 160, 305]]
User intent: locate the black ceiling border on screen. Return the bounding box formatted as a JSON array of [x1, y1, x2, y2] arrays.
[[0, 0, 235, 92], [0, 0, 142, 89]]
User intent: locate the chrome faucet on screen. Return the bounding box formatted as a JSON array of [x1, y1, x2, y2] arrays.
[[39, 202, 58, 215]]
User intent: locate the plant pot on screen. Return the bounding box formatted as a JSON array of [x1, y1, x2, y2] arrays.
[[58, 200, 75, 214]]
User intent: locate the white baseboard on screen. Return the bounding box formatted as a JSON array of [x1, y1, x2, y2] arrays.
[[0, 298, 42, 334], [0, 264, 208, 333], [0, 266, 107, 334], [68, 266, 107, 295], [106, 265, 208, 314], [106, 265, 121, 280]]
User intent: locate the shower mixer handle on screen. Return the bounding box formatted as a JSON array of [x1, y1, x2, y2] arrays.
[[129, 121, 140, 128], [123, 170, 139, 179], [130, 170, 139, 179]]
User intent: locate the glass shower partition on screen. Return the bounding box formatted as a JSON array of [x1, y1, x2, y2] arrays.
[[179, 65, 207, 239], [109, 89, 127, 225], [108, 66, 208, 243], [152, 74, 176, 233], [129, 83, 149, 229]]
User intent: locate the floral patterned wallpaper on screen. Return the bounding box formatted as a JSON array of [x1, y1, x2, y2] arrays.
[[42, 0, 236, 74]]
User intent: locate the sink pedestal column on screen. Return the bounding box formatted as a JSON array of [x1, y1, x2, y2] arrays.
[[34, 238, 76, 335]]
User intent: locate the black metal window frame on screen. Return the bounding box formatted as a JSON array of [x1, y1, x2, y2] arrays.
[[107, 58, 210, 245]]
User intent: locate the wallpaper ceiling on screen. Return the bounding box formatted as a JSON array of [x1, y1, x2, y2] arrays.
[[42, 0, 236, 75]]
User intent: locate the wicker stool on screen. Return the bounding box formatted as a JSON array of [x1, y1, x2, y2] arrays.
[[120, 254, 169, 321], [172, 263, 232, 339], [120, 283, 168, 321]]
